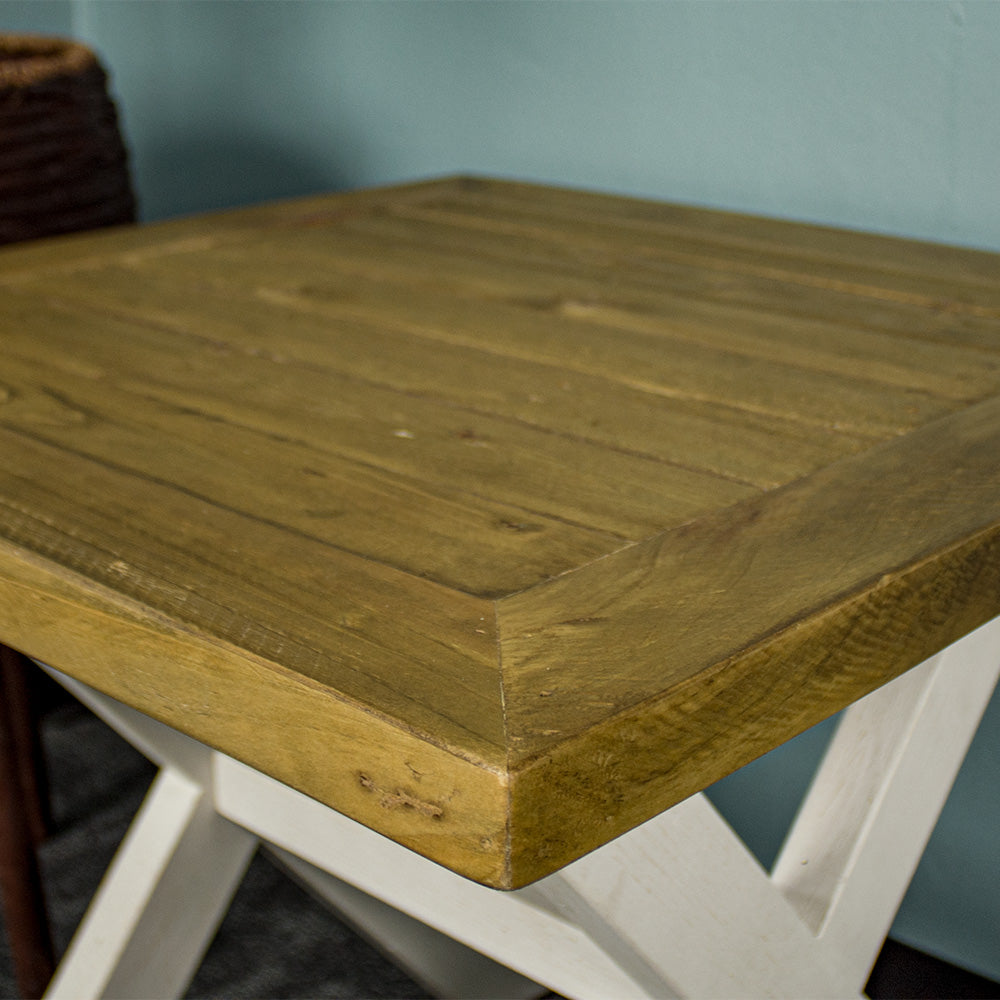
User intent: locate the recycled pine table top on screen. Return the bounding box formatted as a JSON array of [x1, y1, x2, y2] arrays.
[[2, 176, 1000, 888]]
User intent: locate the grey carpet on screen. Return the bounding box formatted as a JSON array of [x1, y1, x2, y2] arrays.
[[0, 698, 430, 999]]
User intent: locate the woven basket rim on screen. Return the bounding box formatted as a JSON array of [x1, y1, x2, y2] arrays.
[[0, 34, 98, 89]]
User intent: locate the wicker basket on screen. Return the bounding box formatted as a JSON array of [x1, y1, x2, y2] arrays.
[[0, 34, 136, 245]]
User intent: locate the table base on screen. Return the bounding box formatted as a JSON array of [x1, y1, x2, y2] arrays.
[[40, 617, 1000, 1000]]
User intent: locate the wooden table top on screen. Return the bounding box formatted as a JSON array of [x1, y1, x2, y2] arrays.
[[2, 177, 1000, 888]]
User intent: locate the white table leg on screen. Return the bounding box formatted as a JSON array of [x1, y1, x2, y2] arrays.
[[270, 846, 545, 1000], [38, 668, 258, 1000], [772, 615, 1000, 984], [43, 765, 256, 1000], [527, 792, 858, 999]]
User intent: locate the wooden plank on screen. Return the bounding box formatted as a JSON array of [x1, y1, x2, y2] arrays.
[[9, 173, 997, 341], [5, 267, 875, 490], [340, 206, 1000, 380], [260, 264, 953, 434], [0, 176, 451, 280], [334, 189, 1000, 356], [0, 542, 511, 885], [0, 295, 756, 544], [406, 178, 1000, 304], [0, 429, 506, 758], [106, 240, 953, 437], [547, 296, 1000, 401], [502, 391, 1000, 752], [268, 225, 998, 395], [11, 190, 991, 411], [500, 393, 1000, 884], [0, 307, 645, 594]]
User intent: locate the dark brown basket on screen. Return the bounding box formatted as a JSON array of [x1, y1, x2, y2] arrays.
[[0, 34, 136, 245]]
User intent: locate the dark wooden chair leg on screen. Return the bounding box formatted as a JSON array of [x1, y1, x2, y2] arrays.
[[2, 648, 51, 847], [0, 644, 55, 1000]]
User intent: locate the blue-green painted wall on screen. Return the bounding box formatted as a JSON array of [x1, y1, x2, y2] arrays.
[[4, 0, 999, 981], [1, 0, 72, 35]]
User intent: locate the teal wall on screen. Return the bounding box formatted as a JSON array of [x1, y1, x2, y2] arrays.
[[1, 0, 71, 35], [10, 0, 1000, 251], [4, 0, 999, 981]]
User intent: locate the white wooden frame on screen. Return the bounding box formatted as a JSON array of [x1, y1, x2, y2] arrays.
[[40, 616, 1000, 1000]]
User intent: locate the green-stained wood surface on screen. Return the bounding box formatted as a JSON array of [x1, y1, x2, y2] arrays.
[[1, 176, 999, 887]]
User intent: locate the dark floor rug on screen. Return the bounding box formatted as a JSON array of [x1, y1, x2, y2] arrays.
[[2, 693, 999, 999]]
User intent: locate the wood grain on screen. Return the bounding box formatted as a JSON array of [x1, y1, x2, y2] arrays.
[[0, 295, 756, 552], [2, 267, 875, 489], [408, 177, 1000, 306], [0, 539, 510, 885], [134, 225, 975, 433], [1, 176, 999, 887], [501, 393, 1000, 882]]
